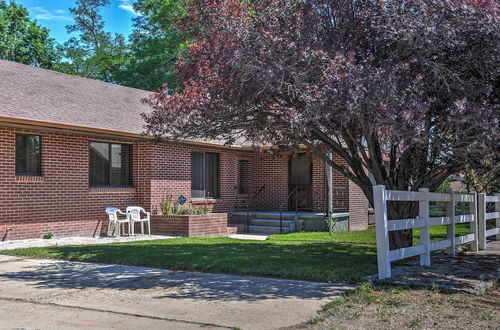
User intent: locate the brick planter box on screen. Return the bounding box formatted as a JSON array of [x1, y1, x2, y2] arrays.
[[151, 213, 228, 237]]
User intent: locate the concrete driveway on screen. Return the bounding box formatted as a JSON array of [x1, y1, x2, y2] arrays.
[[0, 255, 352, 329]]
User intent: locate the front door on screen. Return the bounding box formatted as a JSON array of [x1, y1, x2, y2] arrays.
[[289, 154, 312, 211]]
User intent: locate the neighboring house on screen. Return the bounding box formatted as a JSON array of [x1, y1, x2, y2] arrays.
[[0, 60, 369, 240], [449, 176, 467, 193]]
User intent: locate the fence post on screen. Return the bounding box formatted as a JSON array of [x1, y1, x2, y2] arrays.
[[418, 188, 430, 266], [478, 193, 487, 250], [374, 185, 391, 279], [446, 192, 456, 255], [470, 193, 479, 252], [495, 193, 500, 241]]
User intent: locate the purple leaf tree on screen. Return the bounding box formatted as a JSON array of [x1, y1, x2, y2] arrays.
[[143, 0, 499, 248]]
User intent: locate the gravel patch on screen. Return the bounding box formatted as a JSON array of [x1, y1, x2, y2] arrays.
[[0, 235, 176, 251]]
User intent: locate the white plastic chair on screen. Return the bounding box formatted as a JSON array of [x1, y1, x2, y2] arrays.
[[126, 206, 151, 236], [105, 207, 130, 236]]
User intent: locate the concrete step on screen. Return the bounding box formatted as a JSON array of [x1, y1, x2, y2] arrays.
[[300, 212, 349, 220], [252, 213, 298, 220], [232, 211, 342, 221], [250, 219, 295, 227], [231, 211, 298, 220], [248, 226, 291, 234]]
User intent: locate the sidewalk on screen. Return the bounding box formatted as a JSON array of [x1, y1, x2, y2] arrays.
[[0, 255, 352, 329]]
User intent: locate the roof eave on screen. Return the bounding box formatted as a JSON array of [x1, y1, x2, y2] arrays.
[[0, 116, 251, 151]]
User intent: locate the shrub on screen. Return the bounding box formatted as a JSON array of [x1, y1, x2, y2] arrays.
[[160, 195, 209, 216]]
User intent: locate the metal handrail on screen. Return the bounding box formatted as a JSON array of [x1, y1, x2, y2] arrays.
[[279, 185, 299, 210], [278, 185, 299, 234], [245, 185, 266, 233]]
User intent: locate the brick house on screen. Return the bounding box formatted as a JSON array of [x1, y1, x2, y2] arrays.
[[0, 60, 369, 240]]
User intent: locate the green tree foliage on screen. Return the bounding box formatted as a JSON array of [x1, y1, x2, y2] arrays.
[[115, 0, 188, 91], [0, 0, 58, 68], [436, 179, 452, 193], [57, 0, 129, 82], [1, 0, 187, 91]]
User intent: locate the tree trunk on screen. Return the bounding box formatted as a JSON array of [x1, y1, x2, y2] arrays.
[[302, 135, 421, 250], [389, 230, 413, 250], [387, 200, 418, 249]]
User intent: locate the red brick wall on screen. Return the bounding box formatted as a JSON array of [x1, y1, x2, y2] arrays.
[[151, 213, 228, 237], [332, 154, 350, 212], [188, 213, 228, 237], [348, 178, 369, 230], [252, 153, 289, 211], [248, 151, 368, 230], [0, 126, 139, 240], [151, 215, 189, 236], [135, 141, 154, 216], [251, 152, 351, 213], [0, 126, 254, 240], [147, 143, 254, 214], [0, 124, 369, 240], [311, 155, 327, 212]]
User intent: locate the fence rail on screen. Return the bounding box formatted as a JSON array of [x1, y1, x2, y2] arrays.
[[374, 185, 480, 279], [477, 193, 500, 250]]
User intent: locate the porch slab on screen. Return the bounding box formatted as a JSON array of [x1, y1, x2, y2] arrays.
[[229, 234, 269, 240], [231, 211, 349, 217], [230, 211, 350, 233], [0, 235, 176, 251]]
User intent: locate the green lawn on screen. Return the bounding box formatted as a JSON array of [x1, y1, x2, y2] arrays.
[[269, 223, 470, 245], [0, 224, 471, 284], [1, 236, 377, 283], [267, 230, 376, 244], [415, 222, 470, 245]]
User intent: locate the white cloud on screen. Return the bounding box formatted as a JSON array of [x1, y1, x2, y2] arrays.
[[31, 6, 72, 21], [118, 0, 139, 15]]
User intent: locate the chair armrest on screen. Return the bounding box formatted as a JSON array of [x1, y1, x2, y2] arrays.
[[116, 210, 129, 220], [144, 211, 151, 220]]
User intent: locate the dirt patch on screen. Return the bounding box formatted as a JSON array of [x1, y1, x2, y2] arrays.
[[290, 284, 500, 330], [368, 253, 500, 294]]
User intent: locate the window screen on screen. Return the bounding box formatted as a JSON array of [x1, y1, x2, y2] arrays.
[[15, 134, 41, 176], [89, 142, 132, 186], [191, 152, 219, 198]]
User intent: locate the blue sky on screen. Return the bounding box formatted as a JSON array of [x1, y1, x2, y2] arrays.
[[12, 0, 138, 44]]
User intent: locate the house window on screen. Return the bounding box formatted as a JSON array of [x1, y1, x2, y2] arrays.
[[191, 152, 219, 198], [15, 134, 42, 176], [237, 159, 252, 194], [89, 142, 132, 187]]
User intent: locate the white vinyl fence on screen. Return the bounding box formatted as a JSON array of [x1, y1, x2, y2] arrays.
[[374, 185, 478, 279], [477, 193, 500, 250]]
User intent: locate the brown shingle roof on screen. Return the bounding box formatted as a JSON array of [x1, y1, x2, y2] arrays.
[[0, 60, 258, 148], [0, 59, 152, 136]]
